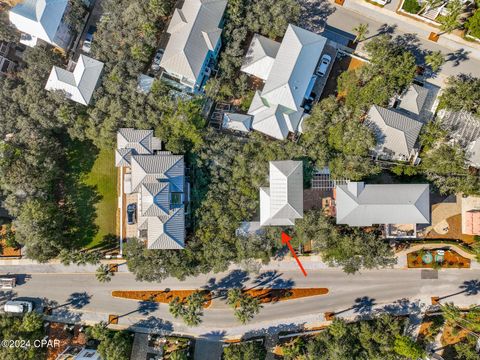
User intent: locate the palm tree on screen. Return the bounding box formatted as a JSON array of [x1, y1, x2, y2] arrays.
[[170, 350, 188, 360], [95, 264, 113, 283], [227, 288, 243, 308], [425, 50, 445, 72], [168, 297, 184, 319], [233, 295, 261, 324], [439, 0, 463, 34], [418, 0, 444, 15], [441, 303, 462, 326], [352, 23, 369, 43]]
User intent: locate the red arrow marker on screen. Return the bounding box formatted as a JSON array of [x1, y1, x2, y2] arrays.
[[281, 232, 307, 277]]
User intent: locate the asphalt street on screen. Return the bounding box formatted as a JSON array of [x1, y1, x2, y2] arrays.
[[300, 0, 480, 83], [2, 267, 479, 337]]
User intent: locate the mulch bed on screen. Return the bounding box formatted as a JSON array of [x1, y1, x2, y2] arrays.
[[46, 323, 86, 360], [112, 288, 329, 307], [245, 288, 329, 304], [407, 250, 470, 268], [112, 290, 212, 308]]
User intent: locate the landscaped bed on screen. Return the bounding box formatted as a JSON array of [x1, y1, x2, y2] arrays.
[[112, 290, 213, 308], [407, 249, 470, 268], [112, 288, 329, 307], [244, 288, 329, 303]]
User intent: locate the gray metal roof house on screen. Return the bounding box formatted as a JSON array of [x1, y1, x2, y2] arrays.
[[159, 0, 227, 93], [260, 161, 304, 226], [335, 182, 430, 227], [115, 128, 186, 250], [365, 105, 424, 162], [397, 84, 429, 116]]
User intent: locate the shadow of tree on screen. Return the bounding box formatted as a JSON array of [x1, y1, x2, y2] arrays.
[[439, 279, 480, 301], [298, 0, 336, 32], [129, 316, 174, 333], [446, 48, 470, 66], [66, 291, 92, 309], [352, 296, 376, 314], [204, 270, 251, 299]]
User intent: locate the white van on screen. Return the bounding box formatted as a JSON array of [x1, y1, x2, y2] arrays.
[[4, 300, 33, 313]]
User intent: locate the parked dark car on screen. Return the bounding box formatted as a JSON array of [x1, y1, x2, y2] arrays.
[[127, 203, 136, 225], [151, 49, 164, 71], [82, 26, 96, 53]]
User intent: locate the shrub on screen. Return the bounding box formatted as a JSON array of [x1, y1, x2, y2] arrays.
[[402, 0, 421, 13]]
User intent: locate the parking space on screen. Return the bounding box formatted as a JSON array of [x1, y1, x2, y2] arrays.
[[303, 42, 338, 112], [311, 43, 337, 101], [73, 0, 104, 60], [320, 52, 367, 99], [125, 193, 138, 239]]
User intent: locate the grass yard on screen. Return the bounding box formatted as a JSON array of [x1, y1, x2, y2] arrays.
[[82, 148, 117, 249]]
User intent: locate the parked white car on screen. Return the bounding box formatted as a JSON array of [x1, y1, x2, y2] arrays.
[[4, 300, 33, 313], [316, 54, 332, 77]]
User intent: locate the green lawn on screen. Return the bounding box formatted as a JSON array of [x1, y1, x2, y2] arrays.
[[83, 148, 117, 249]]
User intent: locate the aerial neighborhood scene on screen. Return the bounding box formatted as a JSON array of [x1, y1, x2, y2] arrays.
[[1, 0, 480, 358]]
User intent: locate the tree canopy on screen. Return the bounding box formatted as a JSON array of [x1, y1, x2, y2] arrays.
[[279, 315, 419, 359], [86, 324, 133, 360], [293, 210, 397, 274], [223, 341, 267, 360], [439, 75, 480, 116], [0, 312, 45, 360]]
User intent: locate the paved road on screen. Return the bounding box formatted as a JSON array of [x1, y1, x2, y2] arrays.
[[299, 0, 480, 85], [2, 267, 479, 338]]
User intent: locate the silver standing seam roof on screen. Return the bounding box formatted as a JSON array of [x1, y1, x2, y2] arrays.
[[115, 129, 186, 250], [260, 160, 304, 226], [335, 182, 430, 226], [45, 55, 104, 105], [397, 84, 429, 116], [159, 0, 227, 85], [245, 24, 327, 140], [241, 34, 281, 81], [9, 0, 68, 44], [365, 105, 423, 157]]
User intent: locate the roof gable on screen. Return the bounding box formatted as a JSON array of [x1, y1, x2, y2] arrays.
[[366, 105, 423, 156], [45, 55, 104, 105], [9, 0, 68, 44], [241, 34, 280, 81], [397, 84, 429, 115], [160, 0, 227, 83], [260, 160, 303, 226], [336, 182, 430, 226], [261, 25, 326, 111]]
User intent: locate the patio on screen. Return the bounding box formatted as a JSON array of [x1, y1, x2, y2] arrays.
[[421, 194, 476, 244]]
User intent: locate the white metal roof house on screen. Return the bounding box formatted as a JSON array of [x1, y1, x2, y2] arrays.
[[241, 34, 280, 81], [115, 128, 187, 250], [242, 24, 327, 140], [45, 55, 104, 106], [159, 0, 227, 93], [9, 0, 72, 49], [222, 112, 253, 133], [335, 182, 430, 228], [260, 160, 304, 226], [365, 105, 424, 162]]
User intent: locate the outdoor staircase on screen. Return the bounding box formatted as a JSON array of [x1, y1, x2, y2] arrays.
[[422, 5, 444, 21]]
